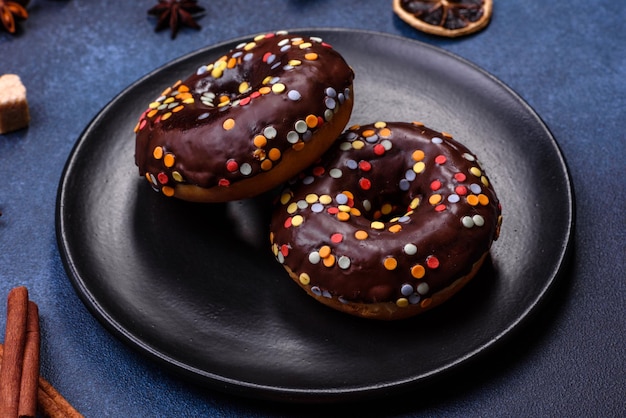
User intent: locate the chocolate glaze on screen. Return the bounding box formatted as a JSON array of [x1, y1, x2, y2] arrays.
[[134, 32, 354, 198], [270, 122, 502, 310]]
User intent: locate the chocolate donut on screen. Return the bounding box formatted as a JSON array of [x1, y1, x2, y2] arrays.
[[270, 121, 502, 320], [134, 31, 354, 202]]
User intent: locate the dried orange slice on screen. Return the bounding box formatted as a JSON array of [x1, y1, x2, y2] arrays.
[[393, 0, 493, 38]]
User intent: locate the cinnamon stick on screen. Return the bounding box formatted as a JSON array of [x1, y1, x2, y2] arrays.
[[0, 286, 29, 417], [0, 343, 84, 418], [18, 301, 40, 418]]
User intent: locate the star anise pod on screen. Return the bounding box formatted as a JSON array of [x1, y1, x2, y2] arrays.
[[148, 0, 205, 39], [0, 0, 28, 34]]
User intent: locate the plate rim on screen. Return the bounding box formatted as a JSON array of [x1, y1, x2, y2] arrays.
[[55, 27, 575, 403]]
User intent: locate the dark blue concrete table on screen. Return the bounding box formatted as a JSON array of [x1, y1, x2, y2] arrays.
[[1, 1, 624, 416]]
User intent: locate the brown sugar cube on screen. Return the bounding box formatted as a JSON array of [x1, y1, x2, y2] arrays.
[[0, 74, 30, 134]]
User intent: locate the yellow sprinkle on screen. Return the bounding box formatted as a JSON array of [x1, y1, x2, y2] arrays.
[[388, 225, 402, 233], [163, 153, 175, 168], [211, 67, 224, 79], [374, 121, 387, 128], [262, 76, 273, 85], [409, 198, 420, 209], [298, 42, 312, 49], [287, 202, 298, 214], [243, 42, 257, 51], [152, 146, 163, 160], [384, 257, 398, 270], [299, 273, 310, 286], [354, 230, 369, 240], [292, 39, 304, 45], [306, 114, 318, 128], [148, 101, 161, 109], [319, 195, 332, 204], [481, 176, 490, 186], [319, 245, 331, 259], [253, 135, 267, 148], [371, 221, 385, 230], [172, 171, 183, 182], [161, 112, 172, 121], [467, 195, 479, 206], [239, 81, 250, 94], [254, 34, 266, 41], [411, 264, 426, 279], [396, 298, 409, 308], [164, 97, 175, 104], [272, 83, 286, 94], [338, 205, 351, 213], [280, 192, 292, 205], [261, 159, 273, 171], [304, 52, 318, 61], [352, 140, 365, 150], [470, 167, 482, 177], [291, 215, 304, 227], [268, 148, 281, 161], [182, 98, 195, 104], [305, 194, 318, 204], [288, 59, 302, 66], [412, 150, 425, 161], [413, 162, 425, 173], [223, 118, 235, 130], [429, 194, 442, 205], [381, 203, 393, 215], [162, 186, 174, 197]]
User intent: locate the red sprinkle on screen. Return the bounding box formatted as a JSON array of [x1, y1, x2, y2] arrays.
[[284, 217, 293, 228], [250, 91, 261, 99], [359, 160, 372, 171], [426, 255, 440, 269], [455, 185, 468, 195], [157, 172, 168, 184], [430, 180, 442, 191], [218, 178, 230, 187], [312, 166, 325, 176], [454, 172, 467, 182], [435, 155, 447, 165], [226, 159, 239, 172], [317, 116, 324, 126], [263, 52, 272, 62], [331, 233, 343, 243], [373, 144, 385, 155], [327, 207, 339, 215], [435, 204, 446, 212], [280, 244, 290, 257], [239, 97, 251, 106], [359, 178, 372, 190]]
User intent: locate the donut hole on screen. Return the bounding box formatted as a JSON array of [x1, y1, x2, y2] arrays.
[[361, 193, 420, 223]]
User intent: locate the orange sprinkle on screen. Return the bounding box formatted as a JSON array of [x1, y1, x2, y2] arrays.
[[172, 105, 184, 113], [337, 212, 350, 222], [305, 114, 318, 128], [412, 150, 425, 161], [467, 195, 479, 206], [227, 57, 237, 68], [292, 142, 305, 151], [319, 245, 331, 259], [420, 298, 432, 309], [162, 186, 174, 197], [147, 109, 158, 118], [478, 194, 490, 205], [379, 128, 392, 138], [163, 153, 175, 167], [350, 208, 361, 216], [152, 146, 164, 160], [268, 148, 281, 161], [362, 129, 376, 138], [261, 160, 273, 171], [355, 230, 369, 240], [178, 85, 190, 93], [388, 225, 402, 233], [161, 112, 172, 121], [323, 255, 336, 267], [223, 118, 235, 130], [384, 257, 398, 270], [253, 135, 267, 148], [304, 52, 318, 60], [411, 264, 426, 279], [429, 194, 442, 205], [259, 86, 271, 95]]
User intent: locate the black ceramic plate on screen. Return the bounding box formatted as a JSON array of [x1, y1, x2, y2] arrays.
[[56, 29, 573, 403]]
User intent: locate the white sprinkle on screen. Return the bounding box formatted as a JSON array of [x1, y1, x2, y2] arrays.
[[240, 163, 252, 175], [338, 256, 351, 270], [329, 168, 343, 178], [403, 243, 418, 255], [309, 252, 321, 264], [417, 283, 430, 295]]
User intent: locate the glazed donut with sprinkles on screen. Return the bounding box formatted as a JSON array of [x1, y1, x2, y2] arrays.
[[270, 121, 502, 320], [134, 31, 354, 202]]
